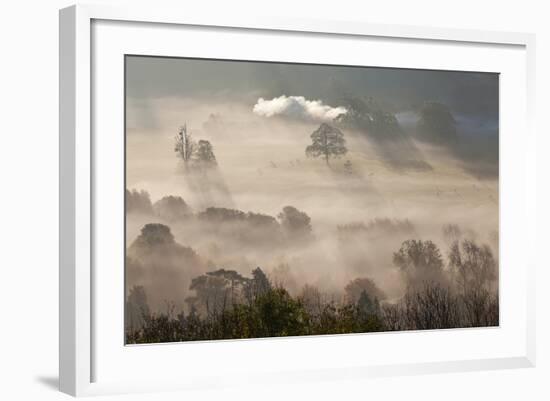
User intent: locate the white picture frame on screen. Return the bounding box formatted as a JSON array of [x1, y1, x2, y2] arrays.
[[59, 4, 536, 397]]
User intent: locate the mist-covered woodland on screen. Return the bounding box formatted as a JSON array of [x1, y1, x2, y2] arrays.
[[125, 57, 499, 343]]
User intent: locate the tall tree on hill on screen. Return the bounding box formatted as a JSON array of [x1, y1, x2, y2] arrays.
[[305, 123, 348, 165]]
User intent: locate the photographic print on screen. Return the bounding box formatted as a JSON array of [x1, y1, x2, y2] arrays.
[[125, 56, 499, 344]]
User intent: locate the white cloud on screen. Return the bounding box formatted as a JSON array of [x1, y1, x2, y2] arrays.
[[253, 95, 347, 122]]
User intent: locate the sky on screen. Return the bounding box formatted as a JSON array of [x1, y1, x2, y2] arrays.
[[126, 55, 499, 122]]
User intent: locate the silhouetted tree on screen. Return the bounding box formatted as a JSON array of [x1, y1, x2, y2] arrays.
[[132, 223, 175, 247], [448, 239, 498, 326], [124, 229, 499, 343], [153, 196, 192, 221], [269, 263, 298, 293], [245, 212, 278, 229], [344, 277, 386, 304], [126, 256, 145, 288], [442, 223, 462, 247], [198, 207, 247, 223], [338, 218, 415, 240], [195, 139, 217, 166], [357, 290, 380, 318], [305, 123, 347, 165], [335, 96, 403, 140], [187, 269, 253, 316], [417, 102, 458, 145], [128, 224, 204, 312], [254, 288, 310, 337], [399, 283, 459, 330], [246, 267, 271, 302], [393, 239, 446, 288], [277, 206, 312, 238], [299, 284, 323, 317], [126, 188, 153, 214], [174, 124, 196, 163], [448, 239, 497, 293], [187, 273, 230, 316], [126, 286, 150, 332]]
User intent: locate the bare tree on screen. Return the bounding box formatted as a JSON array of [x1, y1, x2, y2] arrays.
[[448, 239, 497, 294], [442, 223, 462, 247], [299, 284, 323, 317], [174, 124, 196, 163], [448, 239, 498, 327], [382, 283, 459, 331]]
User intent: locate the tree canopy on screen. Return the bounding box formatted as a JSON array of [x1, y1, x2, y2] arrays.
[[305, 123, 347, 165], [126, 188, 153, 214], [277, 206, 312, 238], [393, 239, 446, 289], [344, 277, 387, 304], [153, 196, 192, 221], [195, 139, 217, 166], [336, 96, 403, 140], [174, 125, 218, 169], [448, 239, 497, 293], [416, 102, 458, 145]]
